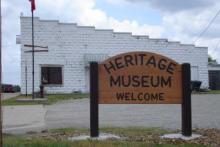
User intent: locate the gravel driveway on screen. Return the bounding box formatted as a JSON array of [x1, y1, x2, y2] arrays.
[[45, 94, 220, 130]]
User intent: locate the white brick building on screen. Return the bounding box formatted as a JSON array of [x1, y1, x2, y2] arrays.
[[17, 17, 209, 94]]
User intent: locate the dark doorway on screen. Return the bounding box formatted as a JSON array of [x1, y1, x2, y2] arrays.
[[209, 70, 220, 90]]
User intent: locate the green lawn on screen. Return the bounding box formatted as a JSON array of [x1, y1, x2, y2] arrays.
[[3, 139, 204, 147], [193, 90, 220, 94], [2, 93, 89, 106], [3, 90, 220, 106], [3, 127, 207, 147]]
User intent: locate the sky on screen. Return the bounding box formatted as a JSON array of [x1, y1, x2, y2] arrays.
[[1, 0, 220, 85]]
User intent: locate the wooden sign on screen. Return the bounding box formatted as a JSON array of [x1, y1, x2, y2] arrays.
[[98, 51, 182, 104], [89, 51, 192, 138]]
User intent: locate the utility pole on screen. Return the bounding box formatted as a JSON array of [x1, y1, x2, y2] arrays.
[[0, 0, 3, 145], [25, 60, 27, 96]]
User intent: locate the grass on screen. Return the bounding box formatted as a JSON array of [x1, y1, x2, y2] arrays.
[[46, 93, 89, 104], [3, 127, 206, 147], [3, 140, 204, 147], [3, 135, 72, 147], [3, 89, 220, 106], [193, 90, 220, 94], [2, 93, 89, 106]]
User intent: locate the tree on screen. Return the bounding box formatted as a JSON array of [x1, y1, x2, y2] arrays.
[[208, 55, 217, 64]]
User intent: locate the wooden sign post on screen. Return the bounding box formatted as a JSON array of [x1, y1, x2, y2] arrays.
[[181, 63, 192, 136], [90, 51, 192, 137], [90, 62, 99, 137]]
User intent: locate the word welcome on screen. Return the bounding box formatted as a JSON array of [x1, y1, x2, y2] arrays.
[[116, 92, 165, 101]]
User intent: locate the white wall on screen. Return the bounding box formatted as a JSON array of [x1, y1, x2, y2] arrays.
[[191, 66, 199, 81], [20, 17, 209, 94]]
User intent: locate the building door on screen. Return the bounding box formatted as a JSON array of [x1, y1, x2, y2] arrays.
[[85, 67, 90, 93]]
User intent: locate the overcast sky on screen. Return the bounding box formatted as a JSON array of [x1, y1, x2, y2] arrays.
[[2, 0, 220, 85]]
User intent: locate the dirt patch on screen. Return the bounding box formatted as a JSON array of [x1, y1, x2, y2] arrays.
[[31, 128, 220, 146]]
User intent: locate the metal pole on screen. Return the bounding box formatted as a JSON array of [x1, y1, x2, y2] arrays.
[[25, 60, 27, 96], [31, 10, 35, 99], [0, 0, 3, 145]]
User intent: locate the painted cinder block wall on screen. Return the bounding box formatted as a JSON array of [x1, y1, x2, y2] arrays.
[[19, 17, 208, 94]]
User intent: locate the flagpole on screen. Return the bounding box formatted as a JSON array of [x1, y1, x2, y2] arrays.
[[31, 9, 35, 99]]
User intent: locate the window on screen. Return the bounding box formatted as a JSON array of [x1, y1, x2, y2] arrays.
[[41, 66, 63, 85]]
